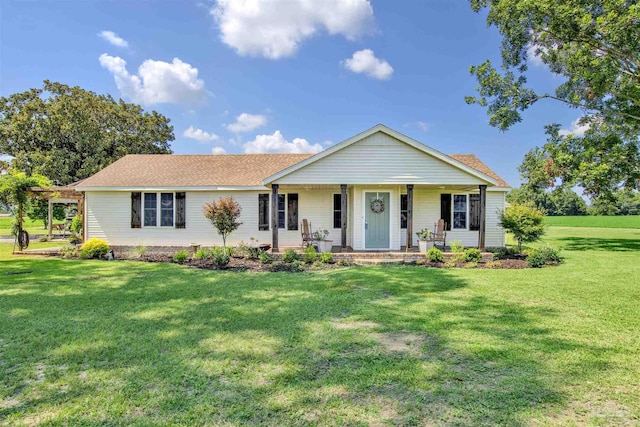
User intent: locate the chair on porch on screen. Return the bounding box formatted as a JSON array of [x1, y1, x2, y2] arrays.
[[301, 219, 313, 247], [428, 219, 447, 250]]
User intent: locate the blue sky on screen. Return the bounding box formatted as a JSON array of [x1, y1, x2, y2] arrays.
[[1, 0, 585, 187]]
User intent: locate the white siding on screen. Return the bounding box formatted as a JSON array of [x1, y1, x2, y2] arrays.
[[274, 132, 487, 185], [86, 189, 349, 247]]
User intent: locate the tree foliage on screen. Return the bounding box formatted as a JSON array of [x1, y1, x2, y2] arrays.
[[0, 80, 174, 185], [499, 203, 546, 252], [27, 198, 66, 228], [467, 0, 640, 196], [202, 197, 243, 250], [0, 170, 52, 232]]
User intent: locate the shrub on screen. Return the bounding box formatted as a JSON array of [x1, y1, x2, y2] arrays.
[[68, 234, 82, 245], [527, 246, 563, 268], [71, 216, 83, 234], [450, 240, 464, 253], [133, 245, 147, 259], [290, 260, 305, 272], [259, 251, 273, 264], [337, 259, 350, 267], [194, 248, 208, 260], [485, 260, 503, 269], [320, 252, 334, 264], [38, 235, 50, 242], [489, 246, 519, 260], [464, 248, 483, 263], [173, 249, 189, 264], [79, 238, 109, 259], [464, 261, 478, 269], [312, 261, 324, 268], [59, 244, 78, 258], [210, 246, 230, 268], [426, 247, 444, 262], [270, 261, 287, 272], [282, 248, 299, 263], [499, 203, 545, 252], [302, 245, 318, 263], [444, 259, 457, 268]]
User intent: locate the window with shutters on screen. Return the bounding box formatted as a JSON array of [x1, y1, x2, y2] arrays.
[[333, 194, 342, 229], [139, 192, 182, 228], [258, 193, 299, 230]]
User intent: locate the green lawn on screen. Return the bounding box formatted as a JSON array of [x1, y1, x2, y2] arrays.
[[0, 216, 60, 237], [545, 215, 640, 228], [1, 228, 639, 426]]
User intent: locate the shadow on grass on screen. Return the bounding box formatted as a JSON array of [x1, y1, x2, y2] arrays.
[[555, 236, 640, 252], [0, 260, 613, 425]]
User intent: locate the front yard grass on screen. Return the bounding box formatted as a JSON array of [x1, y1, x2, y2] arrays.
[[1, 227, 639, 425]]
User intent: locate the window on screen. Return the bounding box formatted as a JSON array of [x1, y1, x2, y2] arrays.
[[453, 194, 467, 229], [400, 194, 408, 229], [287, 193, 298, 230], [258, 193, 298, 230], [142, 193, 177, 227], [333, 194, 342, 229], [144, 193, 157, 227], [258, 194, 269, 230], [160, 193, 174, 227]]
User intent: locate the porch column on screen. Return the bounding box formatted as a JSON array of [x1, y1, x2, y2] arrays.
[[48, 199, 53, 240], [340, 184, 347, 250], [271, 184, 279, 252], [479, 185, 487, 250], [406, 184, 414, 250]]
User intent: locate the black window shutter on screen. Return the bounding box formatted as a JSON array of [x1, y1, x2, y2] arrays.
[[175, 192, 186, 229], [131, 192, 141, 228], [469, 194, 480, 231], [440, 193, 452, 231]]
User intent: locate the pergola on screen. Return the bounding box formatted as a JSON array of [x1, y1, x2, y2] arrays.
[[30, 181, 85, 241]]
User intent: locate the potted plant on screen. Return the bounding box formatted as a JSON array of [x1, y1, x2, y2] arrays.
[[311, 229, 333, 253], [416, 228, 431, 253]]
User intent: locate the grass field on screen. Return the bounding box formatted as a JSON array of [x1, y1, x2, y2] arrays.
[[545, 215, 640, 228], [0, 217, 61, 237], [1, 227, 639, 426]]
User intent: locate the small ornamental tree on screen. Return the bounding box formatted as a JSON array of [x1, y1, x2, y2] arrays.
[[499, 203, 546, 253], [0, 170, 51, 231], [202, 197, 242, 250]]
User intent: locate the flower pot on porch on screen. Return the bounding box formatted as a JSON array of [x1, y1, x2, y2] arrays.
[[315, 240, 333, 253], [418, 240, 427, 253]]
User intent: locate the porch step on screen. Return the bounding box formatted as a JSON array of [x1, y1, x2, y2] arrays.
[[352, 258, 405, 265]]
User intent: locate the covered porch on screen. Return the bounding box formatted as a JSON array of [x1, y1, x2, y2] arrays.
[[268, 183, 490, 253]]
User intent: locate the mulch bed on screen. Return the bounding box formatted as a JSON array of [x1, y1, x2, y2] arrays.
[[111, 252, 531, 271]]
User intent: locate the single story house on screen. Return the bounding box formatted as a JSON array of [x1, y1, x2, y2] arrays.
[[76, 124, 510, 251]]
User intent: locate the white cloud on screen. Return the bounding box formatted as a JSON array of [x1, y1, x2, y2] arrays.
[[98, 30, 129, 48], [405, 121, 429, 132], [211, 0, 374, 59], [342, 49, 393, 80], [559, 117, 590, 137], [226, 113, 267, 133], [99, 54, 207, 105], [212, 146, 227, 154], [243, 130, 323, 154], [183, 126, 219, 143], [527, 43, 546, 67]]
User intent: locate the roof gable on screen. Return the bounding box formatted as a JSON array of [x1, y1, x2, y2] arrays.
[[264, 124, 499, 186]]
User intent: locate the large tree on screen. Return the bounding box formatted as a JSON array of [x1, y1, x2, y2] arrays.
[[466, 0, 640, 197], [0, 80, 174, 185]]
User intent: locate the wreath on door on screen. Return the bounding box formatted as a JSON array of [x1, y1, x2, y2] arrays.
[[370, 198, 385, 214]]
